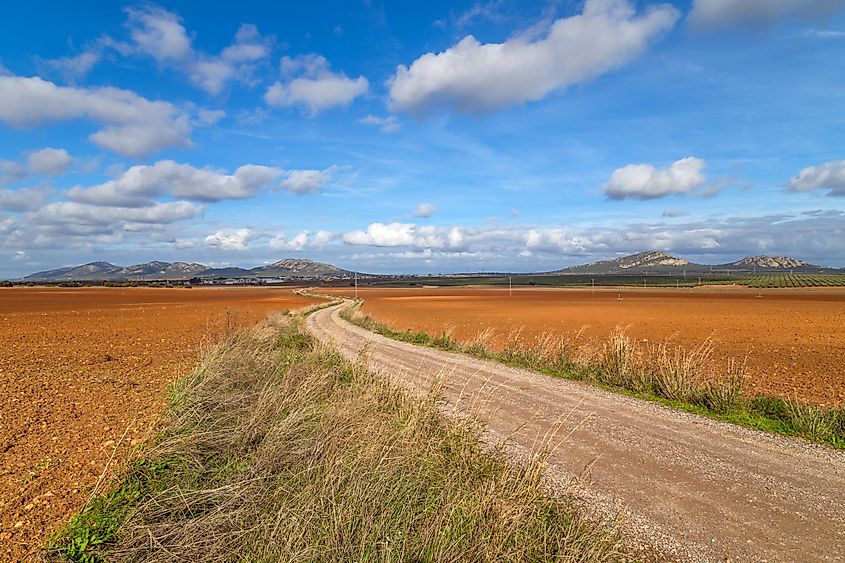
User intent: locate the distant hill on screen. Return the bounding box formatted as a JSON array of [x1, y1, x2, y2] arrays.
[[251, 258, 353, 278], [23, 258, 355, 281], [560, 251, 705, 274], [559, 252, 839, 275]]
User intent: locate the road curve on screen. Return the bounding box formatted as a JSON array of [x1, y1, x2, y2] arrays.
[[306, 301, 845, 562]]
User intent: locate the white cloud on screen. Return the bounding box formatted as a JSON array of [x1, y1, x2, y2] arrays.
[[359, 114, 400, 133], [788, 160, 845, 196], [313, 230, 334, 248], [388, 0, 679, 114], [412, 203, 437, 218], [194, 108, 226, 126], [26, 148, 74, 175], [0, 186, 49, 212], [204, 228, 254, 251], [281, 168, 331, 195], [31, 200, 202, 226], [265, 54, 368, 114], [126, 5, 193, 63], [342, 222, 466, 249], [689, 0, 845, 29], [602, 157, 706, 200], [125, 7, 272, 95], [67, 160, 282, 207], [0, 75, 192, 158], [39, 51, 101, 83], [269, 230, 309, 251], [1, 147, 74, 186]]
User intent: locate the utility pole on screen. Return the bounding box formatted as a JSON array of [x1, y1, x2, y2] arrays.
[[509, 276, 512, 296], [591, 278, 595, 294], [354, 272, 358, 299]]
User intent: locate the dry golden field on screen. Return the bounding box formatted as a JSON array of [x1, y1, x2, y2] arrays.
[[0, 286, 320, 560], [327, 286, 845, 407]]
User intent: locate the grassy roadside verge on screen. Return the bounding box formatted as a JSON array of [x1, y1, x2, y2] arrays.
[[339, 301, 845, 449], [43, 312, 622, 562]]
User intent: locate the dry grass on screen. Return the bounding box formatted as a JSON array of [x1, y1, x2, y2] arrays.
[[46, 313, 621, 562], [596, 331, 745, 414]]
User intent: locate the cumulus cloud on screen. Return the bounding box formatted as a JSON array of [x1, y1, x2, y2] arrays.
[[39, 51, 101, 83], [269, 230, 310, 251], [0, 186, 50, 212], [124, 6, 272, 95], [30, 200, 201, 226], [388, 0, 679, 114], [265, 54, 368, 114], [689, 0, 845, 29], [26, 148, 74, 175], [788, 160, 845, 196], [281, 168, 332, 195], [359, 114, 400, 133], [194, 108, 226, 126], [602, 157, 706, 200], [343, 222, 466, 249], [67, 160, 282, 207], [0, 75, 192, 158], [204, 228, 254, 251], [412, 203, 437, 218], [1, 147, 74, 186]]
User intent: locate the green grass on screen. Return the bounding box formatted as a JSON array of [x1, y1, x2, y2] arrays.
[[341, 303, 845, 450], [44, 313, 621, 562], [734, 274, 845, 288]]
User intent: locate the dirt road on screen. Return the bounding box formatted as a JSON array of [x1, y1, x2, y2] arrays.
[[307, 301, 845, 562]]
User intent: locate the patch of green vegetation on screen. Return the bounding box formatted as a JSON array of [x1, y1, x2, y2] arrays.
[[735, 274, 845, 288], [341, 303, 845, 450], [50, 458, 171, 562]]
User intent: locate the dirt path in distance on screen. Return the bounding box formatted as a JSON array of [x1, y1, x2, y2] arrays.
[[308, 300, 845, 562]]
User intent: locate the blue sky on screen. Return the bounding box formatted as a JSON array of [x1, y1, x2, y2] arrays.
[[1, 0, 844, 277]]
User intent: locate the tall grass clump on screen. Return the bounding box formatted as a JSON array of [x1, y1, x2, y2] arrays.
[[45, 314, 620, 562]]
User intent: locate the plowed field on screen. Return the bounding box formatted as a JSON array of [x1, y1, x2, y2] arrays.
[[0, 287, 320, 561], [327, 287, 845, 407]]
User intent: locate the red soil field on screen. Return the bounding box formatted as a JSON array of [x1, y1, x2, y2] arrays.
[[0, 287, 320, 561], [327, 287, 845, 408]]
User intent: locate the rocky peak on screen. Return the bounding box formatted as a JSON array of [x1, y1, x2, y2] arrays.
[[733, 256, 808, 269]]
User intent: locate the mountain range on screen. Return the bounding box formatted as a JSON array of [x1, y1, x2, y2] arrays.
[[18, 252, 842, 281], [22, 259, 355, 281], [557, 251, 841, 275]]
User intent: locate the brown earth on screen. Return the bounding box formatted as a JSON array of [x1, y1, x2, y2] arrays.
[[0, 286, 320, 561], [325, 287, 845, 407]]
